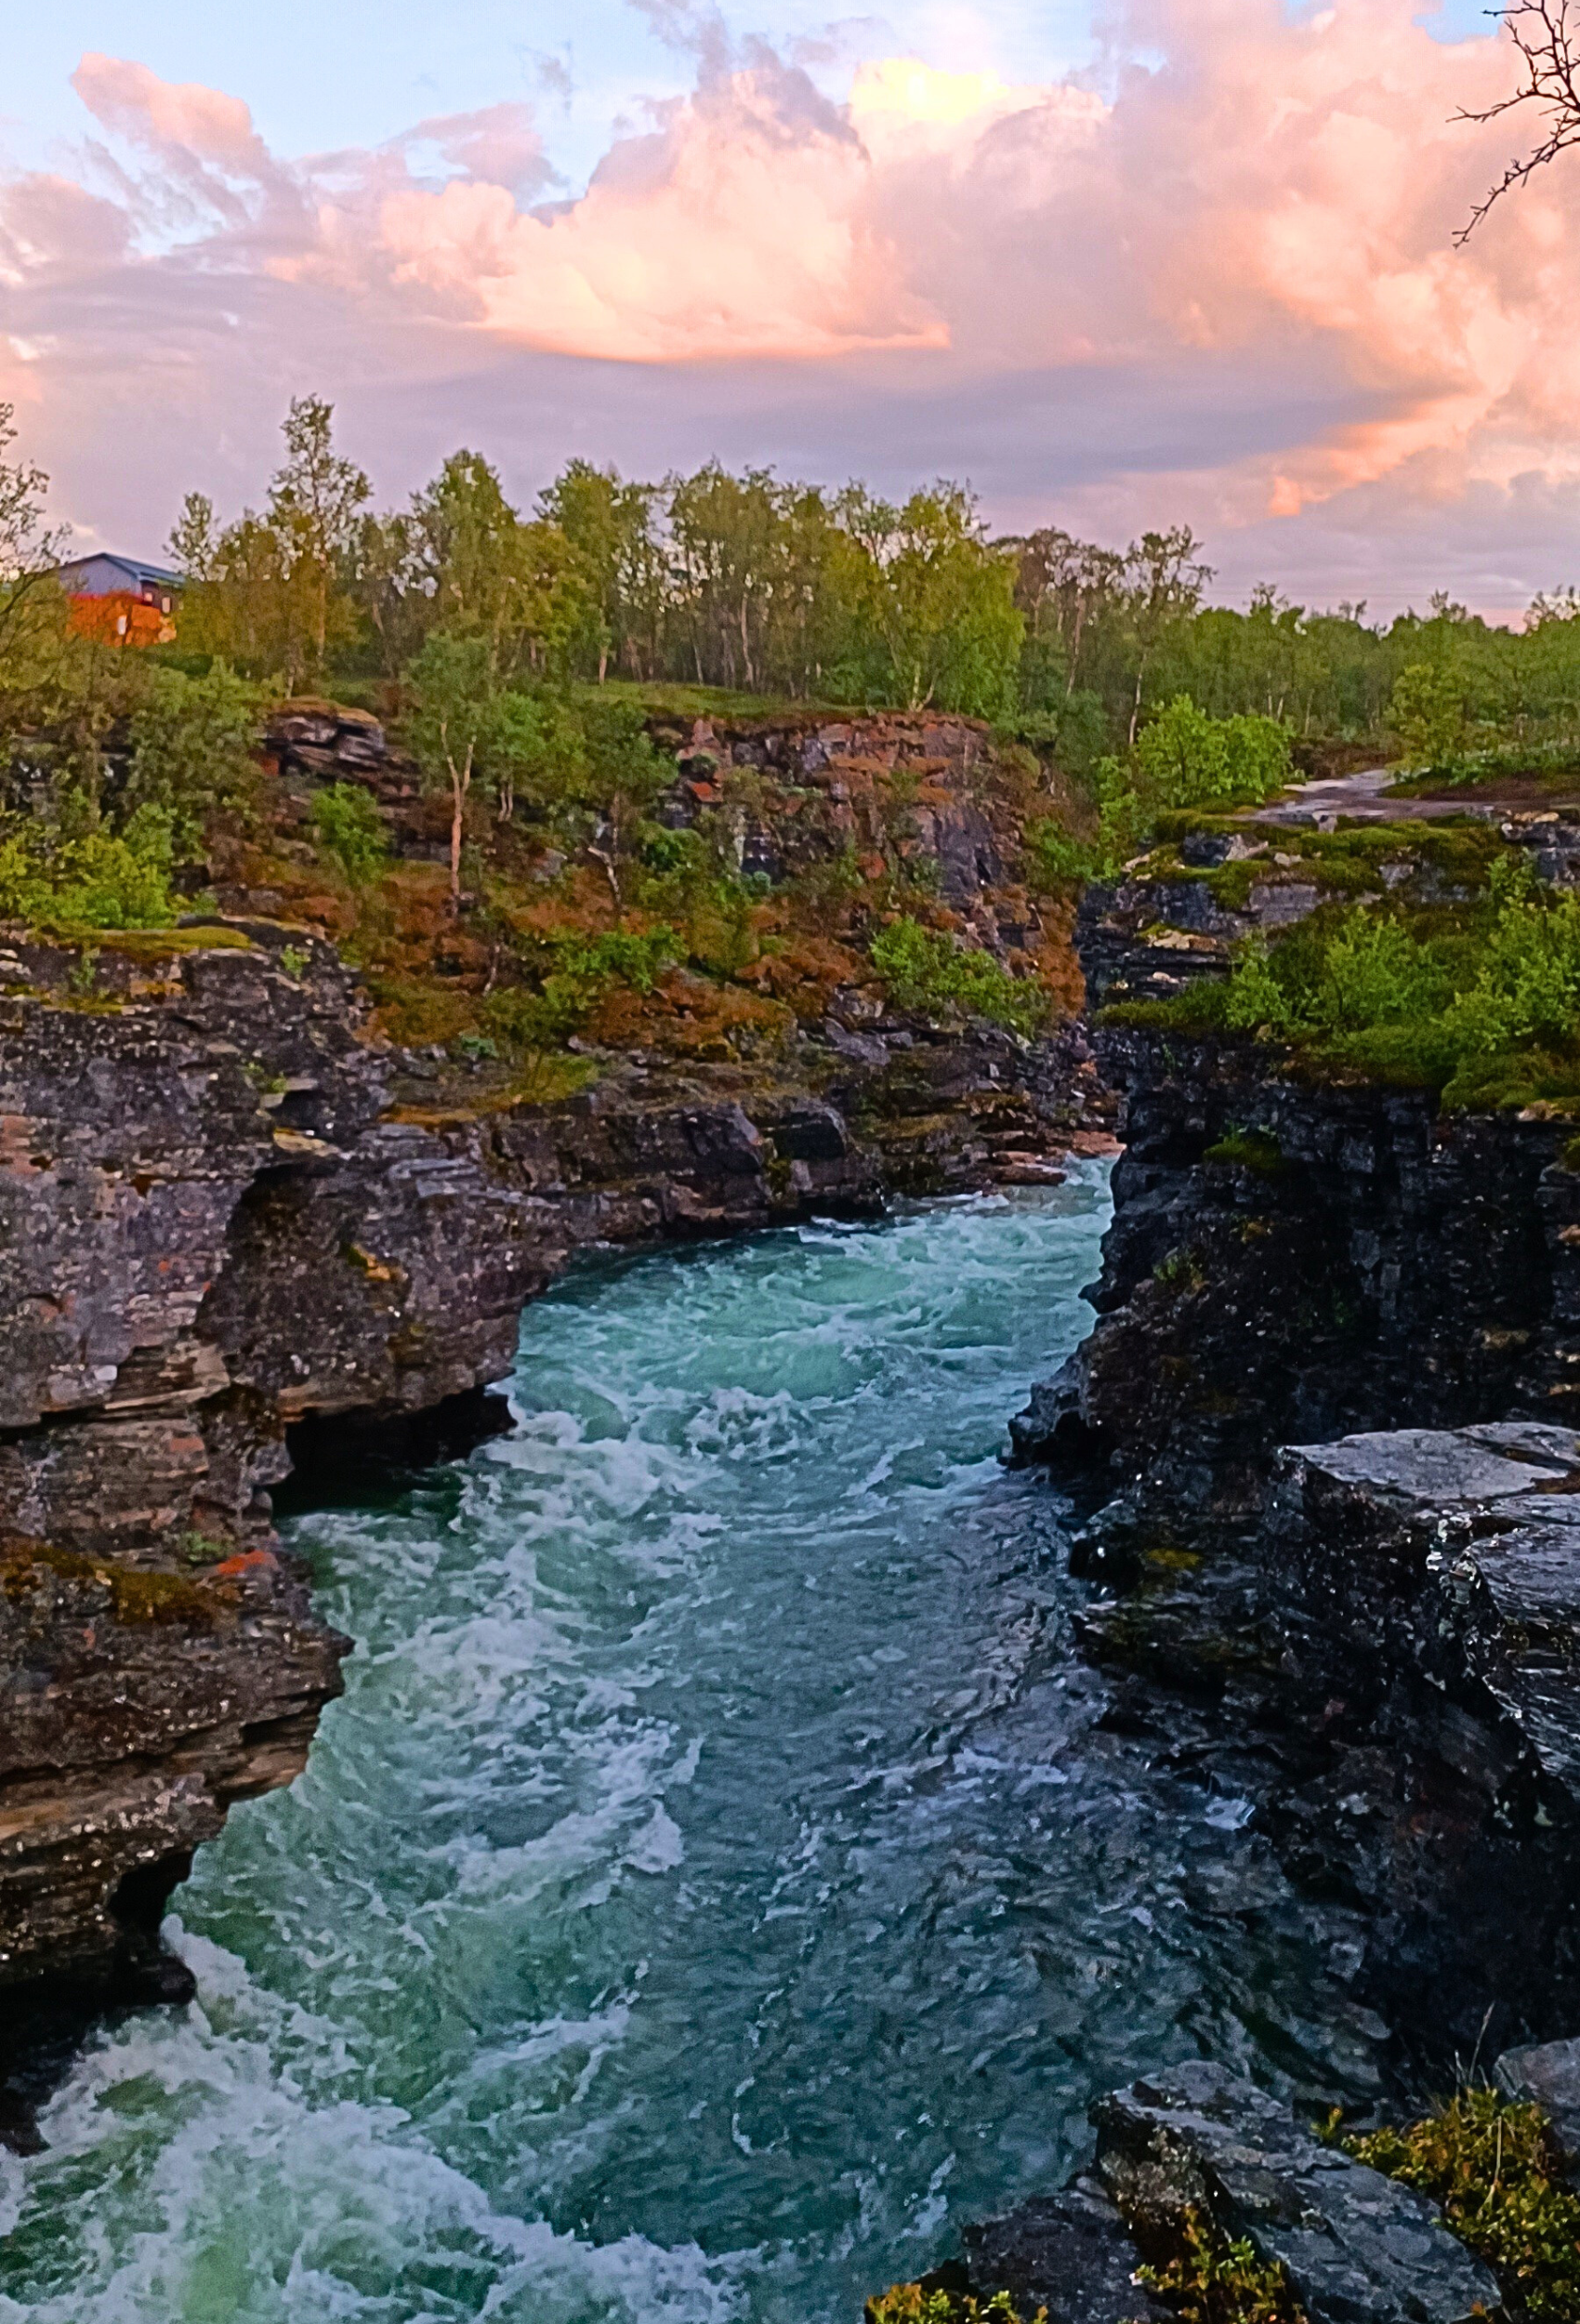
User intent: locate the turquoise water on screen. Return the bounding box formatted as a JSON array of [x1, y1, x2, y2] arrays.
[[0, 1177, 1380, 2323]]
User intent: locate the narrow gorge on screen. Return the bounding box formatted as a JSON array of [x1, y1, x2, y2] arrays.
[[7, 720, 1580, 2323]]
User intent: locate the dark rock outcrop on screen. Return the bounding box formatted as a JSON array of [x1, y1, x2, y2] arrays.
[[943, 2064, 1502, 2324], [1093, 2063, 1500, 2324], [1011, 1015, 1575, 1509]]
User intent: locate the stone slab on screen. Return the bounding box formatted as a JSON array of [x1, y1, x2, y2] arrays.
[[1495, 2035, 1580, 2171], [1292, 1429, 1566, 1506], [1094, 2060, 1501, 2324]]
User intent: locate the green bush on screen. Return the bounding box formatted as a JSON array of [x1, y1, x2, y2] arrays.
[[483, 925, 679, 1049], [125, 663, 263, 852], [1336, 2087, 1580, 2323], [1136, 2211, 1306, 2324], [310, 783, 388, 886], [863, 2287, 1041, 2324], [1134, 696, 1291, 815], [1210, 850, 1580, 1109], [0, 804, 177, 930], [1225, 918, 1449, 1042], [870, 915, 1043, 1033], [1031, 701, 1290, 888]]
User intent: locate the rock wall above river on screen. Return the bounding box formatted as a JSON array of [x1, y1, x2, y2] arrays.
[[0, 914, 1103, 2011], [1014, 853, 1580, 2062]]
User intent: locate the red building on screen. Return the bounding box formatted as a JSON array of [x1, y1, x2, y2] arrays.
[[52, 552, 183, 647]]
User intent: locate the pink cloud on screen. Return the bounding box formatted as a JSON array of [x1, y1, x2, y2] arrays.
[[6, 6, 1580, 610], [71, 53, 273, 178]]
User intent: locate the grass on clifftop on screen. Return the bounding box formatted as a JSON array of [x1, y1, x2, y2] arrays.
[[1103, 848, 1580, 1114]]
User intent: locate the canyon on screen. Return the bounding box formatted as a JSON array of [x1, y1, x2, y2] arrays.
[[10, 723, 1580, 2319], [0, 709, 1104, 2028]]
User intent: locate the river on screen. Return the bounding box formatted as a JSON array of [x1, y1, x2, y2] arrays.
[[0, 1172, 1383, 2323]]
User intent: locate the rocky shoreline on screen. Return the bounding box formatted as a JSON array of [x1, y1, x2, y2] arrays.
[[936, 830, 1580, 2321]]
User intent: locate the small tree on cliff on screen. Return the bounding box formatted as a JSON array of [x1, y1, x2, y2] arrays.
[[408, 632, 494, 905]]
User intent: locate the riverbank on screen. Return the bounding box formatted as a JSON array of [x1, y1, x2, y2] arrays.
[[0, 1180, 1395, 2324]]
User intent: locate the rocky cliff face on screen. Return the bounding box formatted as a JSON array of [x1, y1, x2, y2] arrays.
[[1015, 853, 1580, 2060], [0, 877, 1102, 2020]]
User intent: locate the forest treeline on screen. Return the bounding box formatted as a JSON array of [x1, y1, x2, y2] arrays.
[[10, 394, 1580, 772], [7, 391, 1580, 931], [163, 404, 1580, 778]]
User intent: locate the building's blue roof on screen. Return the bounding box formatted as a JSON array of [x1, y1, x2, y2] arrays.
[[54, 552, 184, 590]]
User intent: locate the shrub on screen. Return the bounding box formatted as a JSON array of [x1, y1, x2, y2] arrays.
[[870, 915, 1044, 1033], [0, 803, 177, 930], [864, 2287, 1042, 2324], [1196, 848, 1580, 1110], [482, 926, 679, 1050], [1136, 2211, 1306, 2324], [1133, 698, 1291, 817], [1034, 703, 1290, 887], [310, 783, 388, 887], [125, 663, 263, 852], [1336, 2087, 1580, 2323]]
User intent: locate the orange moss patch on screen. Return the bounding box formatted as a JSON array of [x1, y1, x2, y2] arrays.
[[749, 932, 865, 1021], [585, 967, 793, 1061], [0, 1538, 216, 1625]]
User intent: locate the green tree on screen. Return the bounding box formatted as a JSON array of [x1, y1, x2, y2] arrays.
[[166, 491, 217, 586], [1123, 527, 1214, 744], [538, 460, 666, 682], [667, 463, 788, 693], [413, 451, 591, 684], [266, 395, 371, 687], [1389, 662, 1468, 771], [408, 632, 497, 905], [844, 484, 1023, 720], [347, 510, 428, 679], [1132, 695, 1289, 813], [576, 695, 672, 915]]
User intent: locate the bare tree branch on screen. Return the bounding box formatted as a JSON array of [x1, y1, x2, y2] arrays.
[[1458, 0, 1580, 238]]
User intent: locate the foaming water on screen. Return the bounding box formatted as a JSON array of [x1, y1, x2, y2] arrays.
[[0, 1176, 1378, 2323]]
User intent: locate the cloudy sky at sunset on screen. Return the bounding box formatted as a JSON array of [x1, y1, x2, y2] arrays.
[[6, 0, 1577, 615]]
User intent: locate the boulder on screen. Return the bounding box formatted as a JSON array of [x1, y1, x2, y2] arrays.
[[1495, 2034, 1580, 2173], [1093, 2062, 1501, 2324], [961, 2182, 1167, 2324]]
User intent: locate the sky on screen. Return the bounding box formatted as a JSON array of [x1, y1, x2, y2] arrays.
[[4, 0, 1574, 617]]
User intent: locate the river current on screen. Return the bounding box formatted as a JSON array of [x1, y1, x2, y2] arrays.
[[0, 1172, 1383, 2323]]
